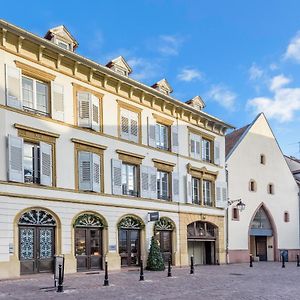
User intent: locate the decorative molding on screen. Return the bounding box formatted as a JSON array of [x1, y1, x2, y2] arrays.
[[14, 123, 60, 138], [71, 138, 107, 150], [152, 113, 174, 126], [116, 149, 145, 165], [152, 158, 175, 172], [117, 99, 142, 113], [187, 163, 218, 180], [187, 126, 215, 141]]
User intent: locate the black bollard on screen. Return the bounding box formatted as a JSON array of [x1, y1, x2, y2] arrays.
[[190, 256, 194, 274], [103, 261, 109, 286], [139, 260, 144, 281], [249, 255, 253, 268], [57, 264, 64, 293], [282, 254, 285, 268], [297, 254, 300, 267], [167, 258, 172, 277]]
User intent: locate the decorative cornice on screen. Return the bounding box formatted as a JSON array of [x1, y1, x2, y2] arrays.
[[71, 138, 107, 150], [14, 123, 60, 138]]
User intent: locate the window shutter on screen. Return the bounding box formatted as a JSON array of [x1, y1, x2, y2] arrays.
[[149, 166, 157, 199], [195, 136, 201, 160], [33, 145, 39, 183], [91, 94, 100, 132], [78, 151, 93, 191], [172, 172, 180, 202], [147, 117, 156, 147], [140, 165, 149, 198], [186, 174, 192, 204], [39, 142, 52, 186], [7, 134, 24, 183], [51, 82, 64, 121], [111, 159, 122, 195], [78, 91, 91, 128], [216, 182, 227, 208], [171, 124, 179, 153], [92, 153, 101, 193], [214, 141, 220, 165], [120, 109, 130, 140], [190, 133, 195, 158], [129, 111, 139, 143], [5, 65, 22, 109]]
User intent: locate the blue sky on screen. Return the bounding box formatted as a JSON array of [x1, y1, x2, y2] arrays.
[[2, 0, 300, 156]]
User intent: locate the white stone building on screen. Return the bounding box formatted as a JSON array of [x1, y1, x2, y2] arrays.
[[226, 113, 300, 263], [0, 20, 233, 279]]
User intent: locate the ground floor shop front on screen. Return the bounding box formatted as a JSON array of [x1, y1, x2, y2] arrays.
[[0, 195, 226, 279]]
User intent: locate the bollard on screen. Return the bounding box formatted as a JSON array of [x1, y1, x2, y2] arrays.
[[190, 256, 194, 274], [249, 255, 253, 268], [103, 261, 109, 286], [139, 260, 144, 281], [167, 258, 172, 277], [297, 254, 300, 267], [57, 264, 64, 293], [282, 254, 285, 268]]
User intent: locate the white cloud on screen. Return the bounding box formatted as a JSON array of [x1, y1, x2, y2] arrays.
[[157, 35, 184, 56], [269, 63, 279, 71], [207, 84, 237, 110], [249, 63, 264, 80], [284, 31, 300, 63], [127, 57, 161, 81], [177, 68, 203, 82], [269, 74, 291, 91]]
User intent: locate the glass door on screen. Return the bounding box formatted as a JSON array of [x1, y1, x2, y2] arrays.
[[158, 231, 172, 263], [119, 229, 140, 267]]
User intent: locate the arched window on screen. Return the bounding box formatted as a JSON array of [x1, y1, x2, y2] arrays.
[[268, 184, 274, 195], [260, 154, 266, 165], [284, 212, 290, 223], [249, 180, 257, 192]]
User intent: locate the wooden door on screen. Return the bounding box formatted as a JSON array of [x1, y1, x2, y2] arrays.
[[256, 236, 267, 261], [158, 231, 172, 263], [119, 229, 140, 267]]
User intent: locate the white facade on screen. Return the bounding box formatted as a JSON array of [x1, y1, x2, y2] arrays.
[[226, 113, 300, 262]]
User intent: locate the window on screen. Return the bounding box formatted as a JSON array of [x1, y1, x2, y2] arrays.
[[120, 108, 139, 143], [268, 184, 274, 195], [203, 180, 212, 206], [260, 154, 266, 165], [157, 170, 169, 200], [22, 76, 49, 115], [202, 138, 211, 162], [56, 39, 71, 50], [24, 142, 40, 184], [232, 208, 239, 221], [249, 180, 257, 192], [190, 133, 201, 160], [122, 163, 138, 196], [192, 177, 201, 205], [284, 212, 290, 223], [156, 123, 169, 151]]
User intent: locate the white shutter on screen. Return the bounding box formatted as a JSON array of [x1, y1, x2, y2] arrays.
[[91, 94, 100, 132], [120, 108, 130, 140], [140, 165, 149, 198], [7, 135, 24, 183], [216, 182, 227, 208], [214, 141, 220, 165], [39, 142, 52, 186], [78, 91, 91, 128], [171, 124, 179, 153], [5, 65, 22, 109], [172, 172, 180, 202], [111, 159, 122, 195], [186, 174, 192, 204], [129, 111, 139, 143], [149, 166, 157, 199], [92, 153, 101, 192], [195, 135, 201, 160], [190, 133, 195, 158], [51, 82, 64, 122], [147, 117, 156, 148], [78, 151, 93, 191]]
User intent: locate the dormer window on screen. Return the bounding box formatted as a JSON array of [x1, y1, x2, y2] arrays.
[[106, 56, 132, 77], [151, 79, 173, 96], [185, 96, 206, 111]]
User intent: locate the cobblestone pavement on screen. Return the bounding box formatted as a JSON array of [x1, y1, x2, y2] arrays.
[[0, 263, 300, 300]]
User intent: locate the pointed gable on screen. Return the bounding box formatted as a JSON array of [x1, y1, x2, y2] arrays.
[[185, 96, 206, 111], [151, 79, 173, 95], [106, 56, 132, 77]]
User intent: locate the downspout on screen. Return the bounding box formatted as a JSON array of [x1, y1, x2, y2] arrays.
[[225, 163, 229, 264]]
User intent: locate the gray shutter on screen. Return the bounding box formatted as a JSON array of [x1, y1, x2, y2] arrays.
[[186, 174, 192, 204], [216, 182, 227, 208], [78, 151, 93, 191], [51, 82, 64, 122], [5, 65, 22, 109], [92, 153, 101, 192], [196, 135, 201, 160], [7, 134, 24, 183], [78, 91, 91, 128], [140, 165, 149, 198], [172, 172, 180, 202], [214, 141, 220, 165], [39, 142, 52, 186], [120, 109, 130, 140], [129, 111, 139, 143], [148, 117, 156, 148], [171, 124, 179, 153], [149, 166, 157, 199], [111, 158, 122, 195], [91, 94, 100, 132], [190, 133, 195, 158]]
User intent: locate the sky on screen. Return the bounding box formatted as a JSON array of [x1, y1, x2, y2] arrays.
[[2, 0, 300, 157]]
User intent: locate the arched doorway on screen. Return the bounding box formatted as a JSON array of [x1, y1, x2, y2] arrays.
[[154, 217, 174, 264], [18, 209, 56, 275], [187, 221, 217, 265], [249, 206, 275, 261], [74, 213, 104, 271], [118, 216, 143, 267]]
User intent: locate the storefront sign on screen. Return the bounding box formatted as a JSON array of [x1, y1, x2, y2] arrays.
[[148, 212, 159, 222]]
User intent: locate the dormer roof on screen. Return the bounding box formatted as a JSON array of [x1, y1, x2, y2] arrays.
[[151, 78, 173, 95], [185, 95, 206, 111], [106, 56, 132, 77], [44, 25, 78, 51]]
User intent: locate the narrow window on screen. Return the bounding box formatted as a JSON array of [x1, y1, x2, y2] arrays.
[[156, 123, 170, 151], [121, 163, 138, 196], [268, 184, 274, 195], [260, 154, 266, 165], [202, 138, 211, 162], [23, 142, 40, 184], [249, 180, 256, 192], [157, 170, 169, 200], [192, 177, 200, 205], [232, 207, 239, 221], [284, 212, 290, 223], [203, 180, 212, 206]]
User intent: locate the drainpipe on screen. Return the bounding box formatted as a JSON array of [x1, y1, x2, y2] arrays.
[[225, 164, 229, 264]]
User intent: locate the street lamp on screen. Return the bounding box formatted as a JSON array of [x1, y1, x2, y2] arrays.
[[228, 199, 246, 211]]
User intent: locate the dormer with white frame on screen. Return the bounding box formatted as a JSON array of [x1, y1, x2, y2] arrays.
[[106, 56, 132, 77], [151, 79, 173, 96], [186, 96, 206, 111]]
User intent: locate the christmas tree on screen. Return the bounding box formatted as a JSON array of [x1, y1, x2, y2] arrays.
[[146, 236, 165, 271]]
